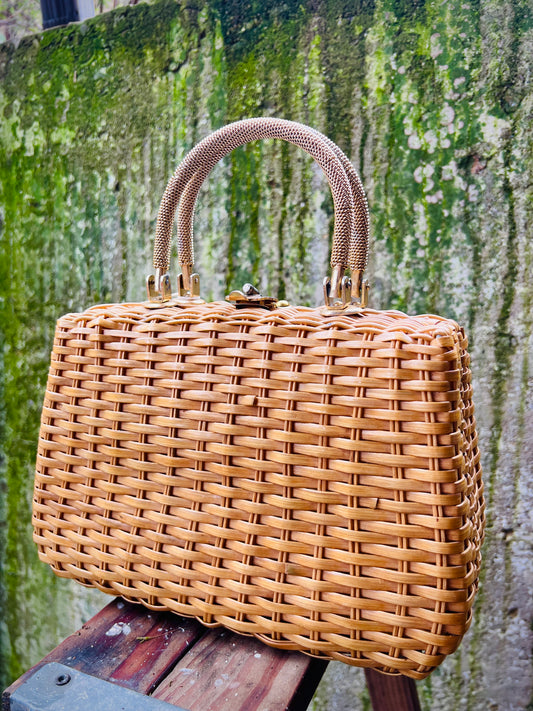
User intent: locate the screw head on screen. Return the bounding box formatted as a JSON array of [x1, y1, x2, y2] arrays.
[[55, 672, 71, 686], [242, 283, 260, 296]]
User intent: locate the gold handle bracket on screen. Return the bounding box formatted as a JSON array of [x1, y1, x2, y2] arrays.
[[147, 265, 203, 306], [321, 266, 369, 316], [146, 268, 172, 302]]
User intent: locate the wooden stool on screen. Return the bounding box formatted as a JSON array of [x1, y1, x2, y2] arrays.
[[3, 598, 421, 711]]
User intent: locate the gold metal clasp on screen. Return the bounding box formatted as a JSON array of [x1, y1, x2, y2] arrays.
[[226, 283, 279, 310]]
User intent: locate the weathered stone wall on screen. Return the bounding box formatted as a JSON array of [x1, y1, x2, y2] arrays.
[[0, 1, 531, 708]]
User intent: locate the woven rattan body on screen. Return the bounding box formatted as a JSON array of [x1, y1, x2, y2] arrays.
[[33, 300, 484, 679]]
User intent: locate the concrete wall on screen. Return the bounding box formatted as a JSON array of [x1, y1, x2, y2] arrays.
[[0, 1, 531, 707]]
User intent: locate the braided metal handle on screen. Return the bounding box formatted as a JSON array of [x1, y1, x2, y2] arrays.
[[151, 118, 370, 311], [176, 126, 369, 273]]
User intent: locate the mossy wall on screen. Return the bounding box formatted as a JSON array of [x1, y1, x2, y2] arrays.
[[0, 1, 531, 708]]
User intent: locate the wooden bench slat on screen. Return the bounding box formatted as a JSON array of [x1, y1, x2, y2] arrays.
[[3, 598, 422, 711], [3, 599, 204, 702], [152, 627, 328, 711]]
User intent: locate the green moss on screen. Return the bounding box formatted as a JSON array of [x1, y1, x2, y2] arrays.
[[1, 0, 531, 703], [366, 0, 486, 315]]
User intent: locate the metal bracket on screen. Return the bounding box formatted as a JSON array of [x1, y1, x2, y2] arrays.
[[146, 267, 204, 308], [6, 663, 187, 711], [321, 267, 369, 316], [146, 269, 172, 302], [177, 271, 202, 301]]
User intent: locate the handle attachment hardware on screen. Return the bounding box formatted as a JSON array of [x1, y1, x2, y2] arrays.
[[146, 267, 202, 305], [177, 265, 202, 300], [147, 269, 172, 302], [321, 266, 369, 316]]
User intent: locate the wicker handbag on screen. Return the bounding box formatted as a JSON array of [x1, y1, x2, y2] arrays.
[[33, 118, 484, 679]]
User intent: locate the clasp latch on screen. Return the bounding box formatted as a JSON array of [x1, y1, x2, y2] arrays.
[[226, 283, 279, 310]]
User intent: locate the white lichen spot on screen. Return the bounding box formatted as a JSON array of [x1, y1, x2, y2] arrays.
[[408, 134, 422, 150], [457, 120, 465, 129], [413, 202, 429, 237], [454, 76, 466, 88], [442, 161, 458, 180], [441, 138, 451, 148], [480, 111, 511, 144], [254, 652, 262, 658], [214, 679, 224, 688], [414, 164, 435, 188], [430, 33, 443, 59], [427, 190, 444, 203], [441, 104, 455, 125], [398, 65, 406, 74], [116, 601, 124, 609], [467, 184, 479, 202], [423, 130, 438, 153]]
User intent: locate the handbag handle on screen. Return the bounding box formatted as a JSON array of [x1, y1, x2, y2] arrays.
[[149, 118, 369, 311], [177, 128, 369, 274]]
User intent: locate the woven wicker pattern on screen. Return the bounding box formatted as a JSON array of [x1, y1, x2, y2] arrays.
[[176, 124, 369, 272], [33, 301, 484, 679], [154, 118, 362, 271]]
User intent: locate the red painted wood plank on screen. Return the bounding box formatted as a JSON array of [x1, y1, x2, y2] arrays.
[[364, 668, 421, 711], [3, 598, 204, 702], [152, 627, 328, 711]]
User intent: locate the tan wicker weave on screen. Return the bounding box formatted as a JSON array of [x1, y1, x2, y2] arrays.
[[33, 120, 484, 680]]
